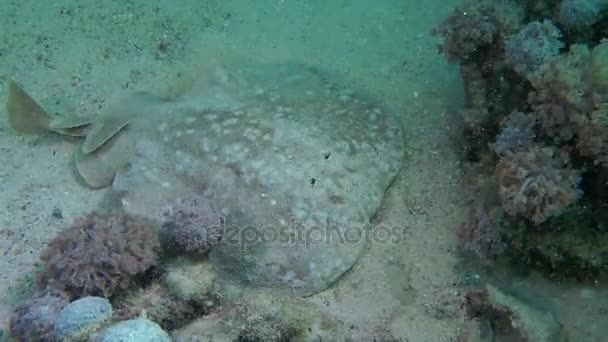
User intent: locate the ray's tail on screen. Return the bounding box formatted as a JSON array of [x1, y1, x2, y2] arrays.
[[5, 80, 53, 134]]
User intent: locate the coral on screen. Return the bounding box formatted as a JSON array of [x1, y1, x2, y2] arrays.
[[432, 0, 522, 64], [434, 1, 526, 132], [528, 44, 595, 141], [456, 205, 505, 260], [576, 119, 608, 165], [9, 289, 69, 341], [589, 40, 608, 99], [433, 4, 498, 63], [173, 291, 337, 341], [38, 209, 160, 298], [504, 20, 564, 78], [504, 205, 608, 281], [557, 0, 606, 30], [460, 64, 491, 128], [465, 284, 565, 340], [164, 257, 218, 305], [496, 146, 582, 224], [523, 41, 608, 165], [162, 195, 224, 256], [433, 0, 608, 294], [490, 111, 537, 156], [114, 282, 199, 330], [224, 292, 320, 341], [572, 41, 608, 166]]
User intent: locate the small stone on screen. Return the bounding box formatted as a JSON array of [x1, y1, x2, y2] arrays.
[[52, 207, 63, 219], [464, 285, 565, 341], [97, 318, 170, 342], [164, 258, 217, 304], [53, 296, 112, 340]]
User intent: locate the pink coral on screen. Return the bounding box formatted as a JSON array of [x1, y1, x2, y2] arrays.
[[456, 205, 505, 260], [39, 210, 160, 298], [495, 146, 582, 224], [527, 42, 608, 166], [490, 111, 538, 156], [573, 42, 608, 165], [504, 20, 564, 78], [433, 5, 498, 63], [577, 120, 608, 165], [432, 0, 522, 63], [9, 289, 70, 341], [527, 44, 595, 141], [162, 195, 224, 256]]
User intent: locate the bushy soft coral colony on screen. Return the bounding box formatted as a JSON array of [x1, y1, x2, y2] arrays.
[[496, 146, 582, 224], [435, 0, 608, 283], [38, 210, 161, 298], [161, 195, 224, 257]]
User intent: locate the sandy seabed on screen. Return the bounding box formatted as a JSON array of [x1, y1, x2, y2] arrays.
[[1, 0, 607, 340]]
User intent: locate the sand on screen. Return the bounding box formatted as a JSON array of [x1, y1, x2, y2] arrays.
[[2, 0, 606, 340]]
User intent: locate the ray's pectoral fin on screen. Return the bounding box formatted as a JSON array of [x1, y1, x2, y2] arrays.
[[50, 116, 94, 137], [7, 79, 135, 189], [5, 80, 54, 134], [79, 91, 168, 154], [73, 130, 131, 189], [81, 116, 130, 154]]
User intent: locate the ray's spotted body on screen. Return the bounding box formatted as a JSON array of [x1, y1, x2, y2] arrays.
[[5, 61, 405, 296]]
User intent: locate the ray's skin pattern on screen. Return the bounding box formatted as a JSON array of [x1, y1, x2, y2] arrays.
[[5, 61, 405, 296]]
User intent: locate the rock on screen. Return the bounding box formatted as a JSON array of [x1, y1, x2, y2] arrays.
[[113, 282, 200, 331], [164, 257, 217, 305], [464, 284, 567, 341], [96, 318, 170, 342], [52, 296, 112, 340], [173, 291, 343, 341]]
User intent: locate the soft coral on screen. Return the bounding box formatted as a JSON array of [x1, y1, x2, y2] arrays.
[[433, 0, 523, 64], [38, 209, 161, 298], [495, 146, 582, 224]]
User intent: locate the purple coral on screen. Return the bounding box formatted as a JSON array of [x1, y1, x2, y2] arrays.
[[490, 111, 537, 156], [162, 195, 224, 256], [504, 20, 564, 78], [39, 210, 160, 298], [495, 146, 582, 224], [432, 0, 522, 63], [456, 205, 505, 260], [433, 6, 498, 63], [9, 289, 70, 341], [577, 122, 608, 166], [527, 45, 594, 141]]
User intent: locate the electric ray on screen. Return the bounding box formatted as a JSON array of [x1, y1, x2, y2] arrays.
[[5, 61, 405, 296]]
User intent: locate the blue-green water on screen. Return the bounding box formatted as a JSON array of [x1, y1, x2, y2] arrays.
[[0, 0, 607, 340]]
